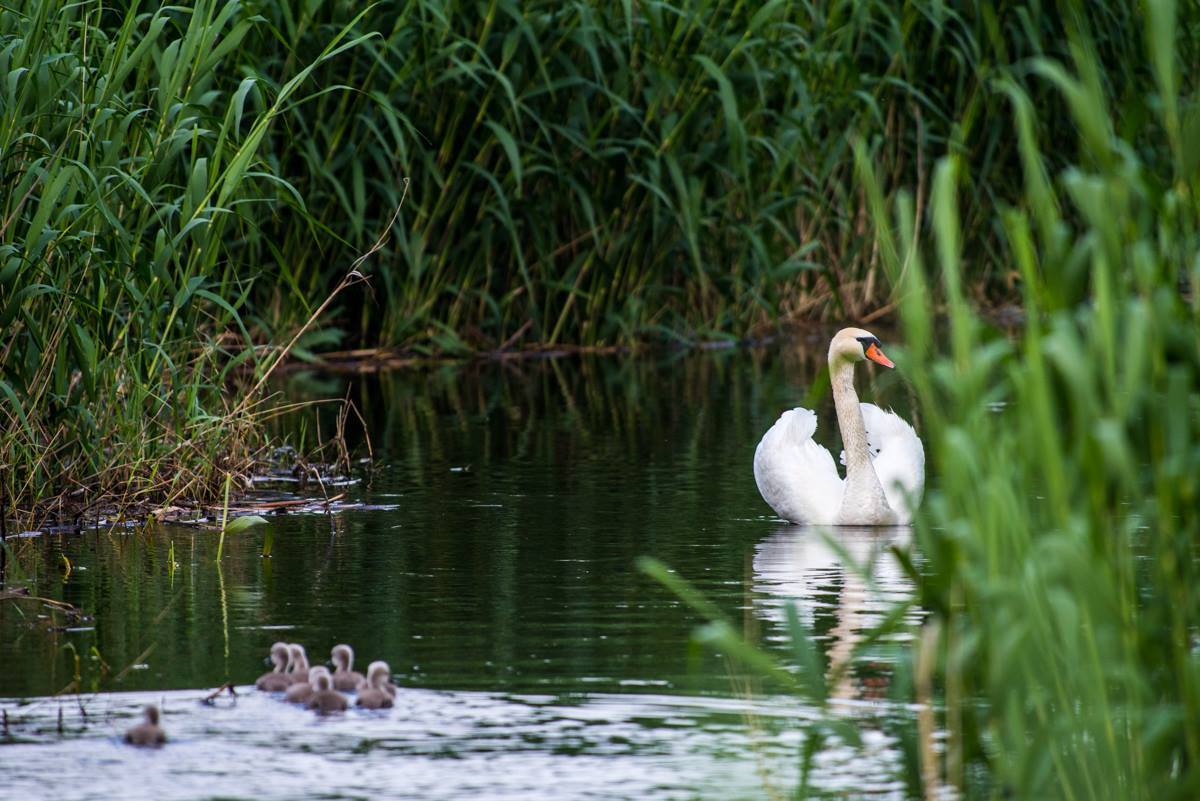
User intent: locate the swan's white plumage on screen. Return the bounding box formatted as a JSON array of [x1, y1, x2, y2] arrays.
[[858, 403, 924, 523], [753, 407, 842, 525], [755, 403, 924, 525], [754, 327, 924, 526]]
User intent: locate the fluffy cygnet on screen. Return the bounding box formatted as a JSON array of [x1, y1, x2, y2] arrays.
[[307, 669, 348, 715], [330, 644, 364, 692], [285, 663, 326, 705], [355, 661, 395, 710], [255, 642, 293, 691], [286, 643, 310, 685], [124, 705, 166, 747], [356, 668, 398, 698]]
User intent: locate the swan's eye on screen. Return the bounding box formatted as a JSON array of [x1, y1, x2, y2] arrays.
[[855, 335, 881, 353]]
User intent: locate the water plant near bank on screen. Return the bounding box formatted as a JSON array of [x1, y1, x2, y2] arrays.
[[870, 4, 1198, 793]]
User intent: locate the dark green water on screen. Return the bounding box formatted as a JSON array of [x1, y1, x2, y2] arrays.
[[0, 341, 921, 799]]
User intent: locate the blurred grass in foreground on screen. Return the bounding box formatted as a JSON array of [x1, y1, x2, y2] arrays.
[[648, 1, 1200, 797]]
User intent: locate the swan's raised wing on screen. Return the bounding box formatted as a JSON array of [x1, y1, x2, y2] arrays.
[[858, 403, 924, 523], [753, 408, 843, 524]]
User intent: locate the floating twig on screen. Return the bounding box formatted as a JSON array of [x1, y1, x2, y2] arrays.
[[201, 682, 237, 705], [0, 589, 81, 615], [111, 643, 156, 684]]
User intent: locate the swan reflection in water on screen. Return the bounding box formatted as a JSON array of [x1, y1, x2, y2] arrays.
[[752, 524, 916, 702], [748, 525, 921, 797]]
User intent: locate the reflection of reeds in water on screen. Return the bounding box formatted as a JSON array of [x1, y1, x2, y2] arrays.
[[0, 525, 268, 696], [295, 342, 916, 474]]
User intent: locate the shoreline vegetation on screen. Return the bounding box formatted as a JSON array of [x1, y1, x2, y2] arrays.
[[1, 0, 1137, 526]]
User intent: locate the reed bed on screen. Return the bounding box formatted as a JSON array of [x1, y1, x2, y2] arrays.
[[877, 8, 1200, 793], [254, 0, 1167, 347], [0, 1, 371, 526], [4, 0, 1183, 525]]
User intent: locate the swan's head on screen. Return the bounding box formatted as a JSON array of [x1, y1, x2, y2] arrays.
[[829, 327, 894, 369], [288, 643, 309, 670], [269, 641, 289, 669], [331, 644, 353, 671], [143, 705, 161, 725], [366, 660, 391, 689], [309, 666, 333, 691]]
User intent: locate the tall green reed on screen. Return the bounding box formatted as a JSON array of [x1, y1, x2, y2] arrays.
[[250, 0, 1150, 350], [3, 0, 1193, 527], [0, 1, 371, 526], [869, 2, 1197, 796]]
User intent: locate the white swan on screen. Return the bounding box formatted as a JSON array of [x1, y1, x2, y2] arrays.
[[753, 328, 924, 525]]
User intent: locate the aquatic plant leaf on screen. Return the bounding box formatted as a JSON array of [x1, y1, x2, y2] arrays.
[[224, 515, 269, 534]]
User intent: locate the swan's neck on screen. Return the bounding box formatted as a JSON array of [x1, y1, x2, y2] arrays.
[[830, 358, 891, 522], [831, 360, 871, 474]]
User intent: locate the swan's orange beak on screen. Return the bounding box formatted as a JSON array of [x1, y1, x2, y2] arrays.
[[865, 343, 894, 368]]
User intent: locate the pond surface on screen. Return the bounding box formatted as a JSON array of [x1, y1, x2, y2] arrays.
[[0, 338, 924, 799]]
